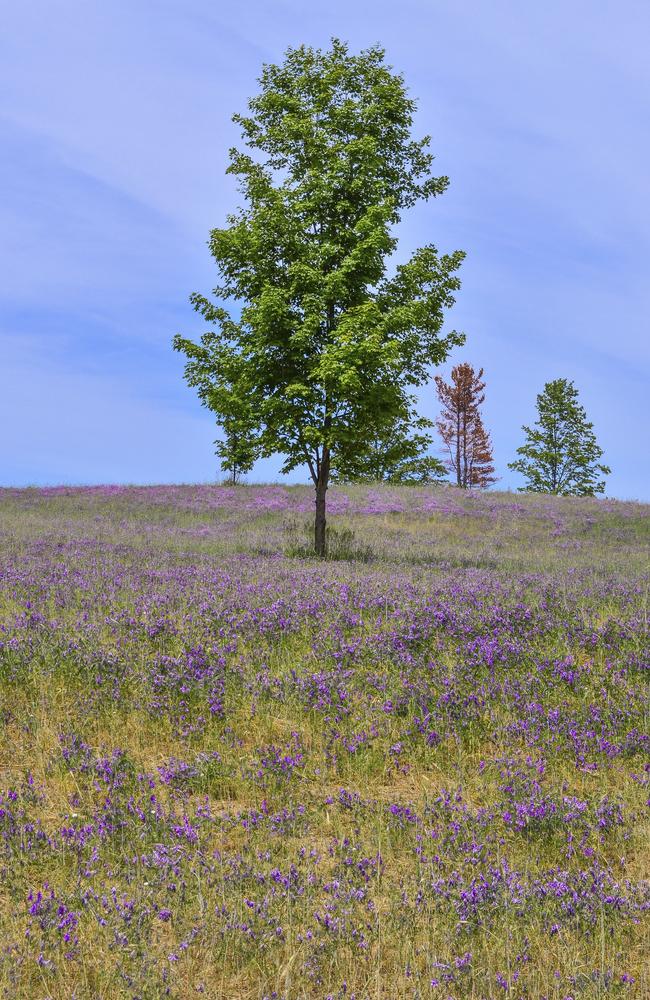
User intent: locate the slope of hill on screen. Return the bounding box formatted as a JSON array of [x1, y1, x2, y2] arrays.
[[0, 485, 648, 998]]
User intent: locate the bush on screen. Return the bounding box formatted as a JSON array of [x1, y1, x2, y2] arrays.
[[285, 519, 373, 562]]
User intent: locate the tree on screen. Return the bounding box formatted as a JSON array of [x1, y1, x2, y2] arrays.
[[508, 378, 610, 495], [215, 418, 258, 485], [434, 363, 496, 488], [331, 401, 447, 485], [173, 38, 465, 555], [208, 379, 259, 484], [466, 416, 496, 489]]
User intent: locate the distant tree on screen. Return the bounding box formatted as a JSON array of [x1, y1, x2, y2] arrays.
[[466, 416, 496, 489], [216, 417, 258, 485], [208, 379, 259, 484], [173, 38, 465, 556], [434, 363, 496, 488], [508, 378, 610, 495], [331, 402, 446, 485]]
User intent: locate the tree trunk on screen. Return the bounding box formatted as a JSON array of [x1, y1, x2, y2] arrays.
[[314, 448, 330, 557]]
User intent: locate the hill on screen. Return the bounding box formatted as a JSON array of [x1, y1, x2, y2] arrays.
[[0, 485, 648, 998]]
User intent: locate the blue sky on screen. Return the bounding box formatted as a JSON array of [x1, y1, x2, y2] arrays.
[[2, 0, 649, 498]]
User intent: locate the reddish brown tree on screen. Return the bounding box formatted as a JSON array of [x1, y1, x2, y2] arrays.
[[466, 413, 496, 487], [434, 363, 497, 488]]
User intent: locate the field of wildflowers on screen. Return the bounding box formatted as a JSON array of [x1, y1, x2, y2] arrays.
[[0, 483, 648, 999]]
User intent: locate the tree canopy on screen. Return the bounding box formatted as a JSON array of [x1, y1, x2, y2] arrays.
[[174, 38, 465, 553], [331, 402, 446, 485]]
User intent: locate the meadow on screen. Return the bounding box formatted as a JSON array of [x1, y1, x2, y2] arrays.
[[0, 483, 648, 1000]]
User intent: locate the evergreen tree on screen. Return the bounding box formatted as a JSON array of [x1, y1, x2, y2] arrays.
[[434, 363, 496, 488], [466, 415, 496, 488], [508, 378, 610, 495]]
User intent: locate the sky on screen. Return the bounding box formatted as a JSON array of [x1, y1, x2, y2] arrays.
[[2, 0, 649, 499]]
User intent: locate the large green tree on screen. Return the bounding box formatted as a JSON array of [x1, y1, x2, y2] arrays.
[[174, 38, 465, 554], [508, 378, 610, 495]]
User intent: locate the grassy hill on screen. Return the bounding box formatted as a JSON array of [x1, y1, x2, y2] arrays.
[[0, 485, 648, 998]]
